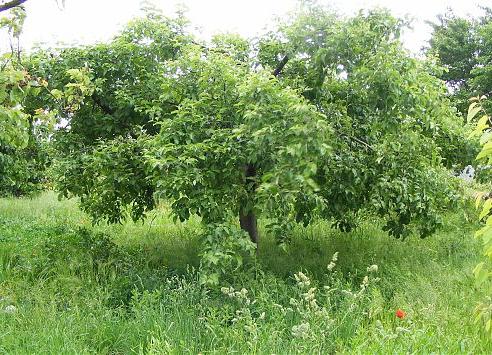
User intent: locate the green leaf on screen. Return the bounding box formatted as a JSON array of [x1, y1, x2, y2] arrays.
[[473, 262, 489, 285], [467, 102, 481, 122], [479, 199, 492, 220]]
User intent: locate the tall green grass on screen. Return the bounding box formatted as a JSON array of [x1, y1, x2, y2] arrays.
[[0, 192, 490, 353]]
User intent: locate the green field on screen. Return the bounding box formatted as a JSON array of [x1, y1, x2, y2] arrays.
[[0, 192, 490, 354]]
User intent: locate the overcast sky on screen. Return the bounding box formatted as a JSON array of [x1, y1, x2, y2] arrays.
[[1, 0, 491, 54]]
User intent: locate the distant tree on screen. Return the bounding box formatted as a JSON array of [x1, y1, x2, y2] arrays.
[[472, 10, 492, 109], [427, 8, 492, 115], [428, 12, 478, 88], [427, 10, 479, 116]]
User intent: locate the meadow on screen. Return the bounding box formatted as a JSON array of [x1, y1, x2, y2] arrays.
[[0, 192, 490, 354]]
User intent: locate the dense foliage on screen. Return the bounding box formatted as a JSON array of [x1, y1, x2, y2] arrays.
[[0, 137, 51, 196], [2, 0, 492, 350], [257, 7, 468, 235], [0, 0, 97, 196], [470, 97, 492, 333], [428, 8, 492, 115], [28, 5, 470, 267], [0, 4, 50, 195]]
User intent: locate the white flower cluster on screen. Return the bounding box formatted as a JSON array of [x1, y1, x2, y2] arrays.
[[220, 286, 261, 341], [291, 322, 310, 339], [0, 296, 17, 314], [303, 287, 318, 311], [294, 271, 311, 288], [327, 252, 339, 271], [221, 286, 251, 305], [3, 305, 17, 314]]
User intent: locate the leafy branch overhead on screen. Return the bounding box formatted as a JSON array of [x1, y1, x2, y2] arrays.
[[0, 0, 27, 13]]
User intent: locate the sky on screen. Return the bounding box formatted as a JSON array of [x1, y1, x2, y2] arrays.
[[1, 0, 491, 54]]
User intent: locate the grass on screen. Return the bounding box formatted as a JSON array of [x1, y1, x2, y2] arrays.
[[0, 191, 491, 353]]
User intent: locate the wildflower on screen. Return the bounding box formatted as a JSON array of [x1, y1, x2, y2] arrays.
[[341, 289, 355, 298], [220, 286, 235, 297], [395, 308, 406, 319], [361, 275, 369, 287], [291, 322, 310, 339], [294, 271, 311, 288], [4, 305, 17, 314], [303, 288, 317, 302], [239, 288, 249, 302], [303, 287, 319, 310], [355, 275, 369, 297]]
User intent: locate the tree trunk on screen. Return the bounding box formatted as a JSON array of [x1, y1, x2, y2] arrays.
[[237, 55, 288, 248], [240, 208, 258, 244], [239, 164, 259, 247]]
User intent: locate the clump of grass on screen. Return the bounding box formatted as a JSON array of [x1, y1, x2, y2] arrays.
[[0, 192, 491, 353]]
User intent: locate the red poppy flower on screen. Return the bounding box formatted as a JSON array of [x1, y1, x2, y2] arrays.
[[395, 309, 406, 319]]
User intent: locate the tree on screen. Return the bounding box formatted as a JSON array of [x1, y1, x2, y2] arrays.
[[427, 10, 480, 115], [428, 11, 478, 89], [36, 6, 469, 283], [0, 0, 50, 195], [44, 13, 327, 244], [472, 10, 492, 111], [427, 8, 492, 115], [0, 0, 86, 196]]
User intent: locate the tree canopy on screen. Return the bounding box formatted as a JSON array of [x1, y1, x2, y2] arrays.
[[27, 4, 467, 258], [428, 8, 492, 114], [0, 0, 88, 196], [0, 1, 52, 195]]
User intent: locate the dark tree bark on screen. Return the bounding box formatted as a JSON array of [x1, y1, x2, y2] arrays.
[[272, 55, 289, 77], [239, 164, 259, 245], [91, 93, 115, 115], [0, 0, 27, 13], [240, 210, 258, 243]]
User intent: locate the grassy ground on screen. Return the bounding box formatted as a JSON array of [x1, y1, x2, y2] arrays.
[[0, 192, 490, 353]]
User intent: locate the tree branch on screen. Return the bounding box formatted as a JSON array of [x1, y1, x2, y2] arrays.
[[340, 133, 374, 151], [91, 93, 115, 116], [0, 0, 27, 13], [272, 55, 289, 77]]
